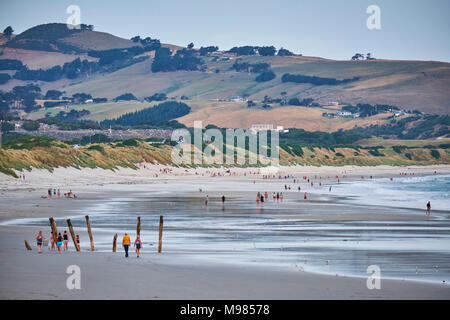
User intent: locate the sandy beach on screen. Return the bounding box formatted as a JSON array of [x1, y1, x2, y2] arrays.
[[1, 164, 450, 299]]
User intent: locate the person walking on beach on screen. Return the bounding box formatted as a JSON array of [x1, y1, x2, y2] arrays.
[[221, 195, 226, 207], [134, 236, 142, 258], [426, 201, 431, 216], [205, 195, 209, 206], [122, 233, 131, 258], [63, 231, 69, 251], [56, 233, 63, 253], [50, 233, 55, 251], [36, 231, 43, 253]]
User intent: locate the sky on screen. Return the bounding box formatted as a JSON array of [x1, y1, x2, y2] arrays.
[[1, 0, 449, 62]]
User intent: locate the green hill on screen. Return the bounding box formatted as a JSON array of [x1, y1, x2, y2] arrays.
[[1, 23, 449, 129]]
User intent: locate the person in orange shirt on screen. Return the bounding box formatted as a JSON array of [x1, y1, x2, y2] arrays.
[[122, 233, 131, 258]]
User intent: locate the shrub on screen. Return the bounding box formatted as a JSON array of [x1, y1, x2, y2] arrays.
[[22, 120, 40, 131], [430, 149, 440, 159], [255, 70, 276, 82], [87, 145, 104, 153], [368, 149, 384, 157]]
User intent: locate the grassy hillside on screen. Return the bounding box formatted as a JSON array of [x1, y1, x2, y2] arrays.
[[55, 54, 450, 116], [1, 23, 449, 127]]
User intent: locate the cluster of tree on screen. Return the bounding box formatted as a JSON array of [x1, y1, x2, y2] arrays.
[[0, 59, 23, 70], [280, 128, 369, 147], [231, 60, 270, 73], [3, 26, 14, 39], [288, 97, 314, 106], [88, 46, 148, 65], [43, 101, 67, 108], [151, 47, 204, 72], [55, 109, 90, 121], [40, 116, 102, 131], [101, 101, 191, 126], [198, 46, 219, 56], [281, 73, 360, 85], [0, 73, 11, 84], [144, 93, 167, 102], [13, 84, 42, 112], [277, 48, 295, 56], [227, 46, 258, 56], [349, 114, 449, 139], [21, 120, 40, 131], [341, 103, 399, 117], [114, 93, 137, 102], [351, 53, 376, 60], [13, 58, 99, 81], [130, 36, 161, 51], [227, 45, 289, 56], [255, 70, 276, 82], [45, 90, 64, 100]]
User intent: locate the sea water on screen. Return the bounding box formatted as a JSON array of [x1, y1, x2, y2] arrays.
[[3, 175, 450, 284]]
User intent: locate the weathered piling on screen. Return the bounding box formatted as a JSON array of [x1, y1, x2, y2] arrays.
[[158, 215, 163, 253], [112, 233, 117, 252], [85, 215, 95, 251], [66, 219, 80, 251], [24, 240, 32, 250], [137, 216, 141, 237], [49, 217, 58, 242]]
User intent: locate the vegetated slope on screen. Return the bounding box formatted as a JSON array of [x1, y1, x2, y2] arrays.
[[1, 23, 449, 118], [1, 138, 449, 177], [57, 54, 450, 116]]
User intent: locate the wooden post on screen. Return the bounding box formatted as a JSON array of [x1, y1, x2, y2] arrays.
[[24, 240, 32, 250], [137, 216, 141, 238], [158, 215, 163, 253], [66, 219, 80, 252], [112, 234, 117, 252], [85, 215, 95, 251], [49, 217, 58, 243]]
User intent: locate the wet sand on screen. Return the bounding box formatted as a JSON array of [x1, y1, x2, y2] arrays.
[[1, 165, 450, 299]]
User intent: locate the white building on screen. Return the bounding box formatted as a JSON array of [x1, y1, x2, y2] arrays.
[[250, 124, 273, 133], [337, 111, 352, 117]]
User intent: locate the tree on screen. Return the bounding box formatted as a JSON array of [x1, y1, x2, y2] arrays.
[[3, 26, 13, 39], [255, 70, 276, 82], [45, 90, 64, 100], [351, 53, 365, 60], [1, 121, 14, 133], [366, 53, 376, 60], [131, 36, 141, 43], [258, 46, 276, 56], [187, 42, 194, 49], [22, 120, 40, 131], [277, 48, 294, 56]]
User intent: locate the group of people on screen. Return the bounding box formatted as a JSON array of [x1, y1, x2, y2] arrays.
[[35, 230, 79, 253], [122, 233, 142, 258], [44, 188, 77, 199]]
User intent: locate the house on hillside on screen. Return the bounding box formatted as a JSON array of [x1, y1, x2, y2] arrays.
[[337, 111, 352, 117], [250, 124, 273, 133]]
